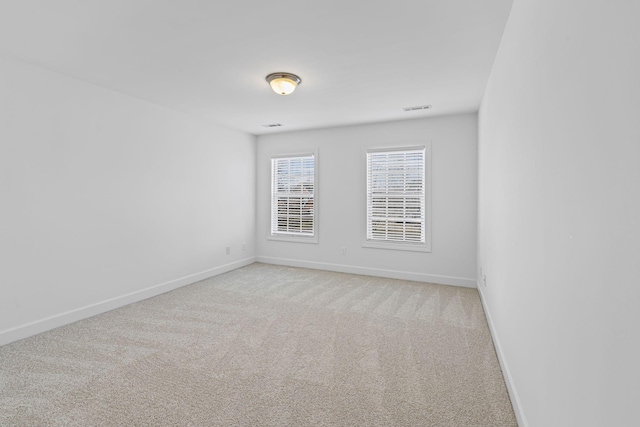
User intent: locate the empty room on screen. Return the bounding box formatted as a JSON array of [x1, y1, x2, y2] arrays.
[[1, 1, 638, 426]]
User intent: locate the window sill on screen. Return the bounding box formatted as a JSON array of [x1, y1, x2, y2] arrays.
[[362, 240, 431, 253], [268, 234, 318, 244]]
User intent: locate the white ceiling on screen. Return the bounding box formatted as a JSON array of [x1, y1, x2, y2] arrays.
[[0, 0, 513, 135]]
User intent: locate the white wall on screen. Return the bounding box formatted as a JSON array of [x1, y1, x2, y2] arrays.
[[478, 0, 640, 425], [0, 55, 256, 345], [257, 114, 478, 287]]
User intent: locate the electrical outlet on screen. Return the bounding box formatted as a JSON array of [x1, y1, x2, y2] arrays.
[[341, 247, 347, 255], [226, 246, 231, 255]]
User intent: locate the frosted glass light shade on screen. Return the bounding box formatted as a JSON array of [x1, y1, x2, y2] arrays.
[[270, 77, 297, 95], [266, 72, 301, 95]]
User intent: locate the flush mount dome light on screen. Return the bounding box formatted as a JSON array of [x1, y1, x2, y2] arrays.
[[266, 72, 301, 95]]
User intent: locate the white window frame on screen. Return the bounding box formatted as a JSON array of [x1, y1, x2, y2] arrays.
[[268, 151, 318, 244], [363, 144, 432, 253]]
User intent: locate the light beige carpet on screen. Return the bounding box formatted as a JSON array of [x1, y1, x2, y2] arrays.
[[0, 263, 517, 426]]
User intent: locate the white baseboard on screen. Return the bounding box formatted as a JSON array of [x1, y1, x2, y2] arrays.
[[477, 282, 527, 427], [0, 257, 256, 347], [256, 256, 476, 288]]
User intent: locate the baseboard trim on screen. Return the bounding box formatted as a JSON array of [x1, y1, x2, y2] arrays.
[[256, 256, 476, 288], [477, 282, 527, 427], [0, 257, 256, 347]]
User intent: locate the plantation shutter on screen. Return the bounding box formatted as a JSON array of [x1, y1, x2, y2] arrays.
[[366, 147, 425, 243], [271, 154, 315, 236]]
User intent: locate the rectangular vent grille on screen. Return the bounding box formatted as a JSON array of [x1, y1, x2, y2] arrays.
[[403, 105, 432, 112], [262, 123, 283, 128]]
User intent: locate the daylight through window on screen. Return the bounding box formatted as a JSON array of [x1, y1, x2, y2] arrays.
[[271, 154, 315, 237], [366, 147, 425, 244]]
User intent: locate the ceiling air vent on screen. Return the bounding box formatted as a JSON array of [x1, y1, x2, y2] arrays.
[[403, 105, 432, 112], [262, 123, 283, 128]]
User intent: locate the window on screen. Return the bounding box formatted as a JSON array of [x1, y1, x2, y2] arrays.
[[270, 153, 317, 241], [365, 146, 430, 251]]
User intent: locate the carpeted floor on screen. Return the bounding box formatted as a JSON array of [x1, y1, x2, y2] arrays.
[[0, 263, 517, 426]]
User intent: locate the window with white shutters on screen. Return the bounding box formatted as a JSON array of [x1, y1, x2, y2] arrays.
[[271, 154, 316, 240], [366, 146, 429, 249]]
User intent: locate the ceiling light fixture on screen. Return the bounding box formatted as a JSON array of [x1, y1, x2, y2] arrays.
[[265, 72, 301, 95]]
